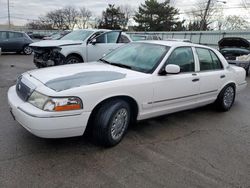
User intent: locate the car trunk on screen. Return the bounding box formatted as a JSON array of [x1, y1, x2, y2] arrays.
[[218, 37, 250, 49]]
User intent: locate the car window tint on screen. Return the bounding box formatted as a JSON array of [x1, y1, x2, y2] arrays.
[[209, 50, 223, 69], [118, 35, 130, 43], [166, 47, 195, 72], [196, 48, 222, 71], [9, 32, 23, 39], [96, 32, 120, 43], [0, 31, 7, 40]]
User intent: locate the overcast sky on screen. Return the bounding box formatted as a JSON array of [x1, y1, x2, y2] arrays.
[[0, 0, 249, 25]]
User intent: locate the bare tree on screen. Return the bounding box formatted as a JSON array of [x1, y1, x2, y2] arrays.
[[188, 0, 221, 30], [223, 15, 249, 30], [77, 7, 92, 29], [120, 4, 135, 29], [63, 6, 79, 29], [46, 9, 66, 29]]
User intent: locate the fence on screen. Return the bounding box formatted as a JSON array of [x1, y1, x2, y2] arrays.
[[126, 30, 250, 48], [9, 28, 250, 48]]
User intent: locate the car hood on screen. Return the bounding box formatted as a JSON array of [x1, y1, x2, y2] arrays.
[[26, 62, 146, 92], [29, 40, 83, 47], [218, 37, 250, 49]]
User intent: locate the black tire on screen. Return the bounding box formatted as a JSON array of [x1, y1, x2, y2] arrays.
[[93, 99, 131, 147], [215, 84, 235, 111], [65, 55, 82, 64], [23, 46, 33, 55]]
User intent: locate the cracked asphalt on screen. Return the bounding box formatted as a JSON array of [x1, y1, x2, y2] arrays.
[[0, 54, 250, 188]]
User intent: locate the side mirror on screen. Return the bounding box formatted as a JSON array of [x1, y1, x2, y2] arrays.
[[90, 38, 97, 45], [165, 64, 180, 74]]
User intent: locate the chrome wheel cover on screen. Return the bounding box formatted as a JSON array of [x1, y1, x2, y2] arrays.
[[223, 86, 234, 108], [110, 108, 128, 140]]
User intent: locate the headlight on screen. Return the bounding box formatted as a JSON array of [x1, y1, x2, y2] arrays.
[[28, 91, 82, 112]]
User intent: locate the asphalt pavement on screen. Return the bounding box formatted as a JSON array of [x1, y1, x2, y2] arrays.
[[0, 54, 249, 188]]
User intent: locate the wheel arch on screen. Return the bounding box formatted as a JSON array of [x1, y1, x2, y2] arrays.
[[218, 81, 236, 97], [66, 53, 84, 62], [86, 95, 139, 131]]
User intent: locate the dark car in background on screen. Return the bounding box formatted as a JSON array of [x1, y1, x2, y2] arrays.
[[0, 31, 33, 55], [219, 37, 250, 76]]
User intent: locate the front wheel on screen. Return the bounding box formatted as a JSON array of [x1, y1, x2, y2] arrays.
[[215, 85, 235, 111], [93, 100, 131, 147], [65, 55, 82, 64], [23, 46, 33, 55]]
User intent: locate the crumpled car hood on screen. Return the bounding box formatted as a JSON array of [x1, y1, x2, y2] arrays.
[[29, 40, 82, 47], [27, 62, 145, 92]]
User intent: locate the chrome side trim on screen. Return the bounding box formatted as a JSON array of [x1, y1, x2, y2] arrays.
[[148, 89, 218, 104]]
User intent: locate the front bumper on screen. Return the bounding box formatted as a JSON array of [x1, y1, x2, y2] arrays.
[[8, 86, 91, 138]]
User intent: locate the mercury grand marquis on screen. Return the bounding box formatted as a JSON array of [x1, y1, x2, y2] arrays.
[[8, 41, 247, 147]]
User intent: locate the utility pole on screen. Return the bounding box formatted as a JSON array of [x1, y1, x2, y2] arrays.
[[7, 0, 11, 28], [201, 0, 211, 31]]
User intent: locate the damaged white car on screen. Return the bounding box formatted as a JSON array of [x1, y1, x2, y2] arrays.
[[8, 41, 247, 147], [30, 29, 131, 67]]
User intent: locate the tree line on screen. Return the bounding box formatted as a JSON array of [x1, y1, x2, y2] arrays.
[[26, 0, 249, 31]]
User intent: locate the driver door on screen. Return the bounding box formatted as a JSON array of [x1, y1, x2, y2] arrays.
[[87, 31, 123, 62], [152, 47, 200, 115]]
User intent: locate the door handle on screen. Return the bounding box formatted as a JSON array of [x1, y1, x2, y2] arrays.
[[192, 78, 200, 82], [220, 75, 226, 78]]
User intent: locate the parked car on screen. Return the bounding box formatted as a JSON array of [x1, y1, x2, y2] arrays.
[[0, 30, 33, 55], [8, 41, 247, 147], [219, 37, 250, 75], [30, 29, 132, 67], [42, 30, 71, 40], [131, 34, 161, 41]]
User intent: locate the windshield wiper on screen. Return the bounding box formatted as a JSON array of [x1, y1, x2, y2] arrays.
[[99, 59, 132, 70], [109, 63, 132, 69], [99, 58, 111, 64]]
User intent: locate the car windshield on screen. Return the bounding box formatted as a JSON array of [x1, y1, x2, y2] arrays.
[[101, 43, 170, 73], [60, 30, 94, 41]]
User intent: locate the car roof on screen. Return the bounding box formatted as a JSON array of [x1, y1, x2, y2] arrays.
[[0, 30, 24, 33], [135, 40, 212, 49], [73, 29, 110, 32]]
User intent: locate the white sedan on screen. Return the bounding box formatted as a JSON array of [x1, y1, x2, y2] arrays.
[[8, 41, 247, 147], [30, 29, 131, 67]]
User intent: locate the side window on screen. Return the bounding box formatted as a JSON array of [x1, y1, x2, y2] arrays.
[[196, 48, 223, 71], [166, 47, 195, 72], [96, 32, 120, 44], [210, 50, 223, 69], [9, 32, 23, 39], [118, 35, 130, 43], [0, 31, 7, 40]]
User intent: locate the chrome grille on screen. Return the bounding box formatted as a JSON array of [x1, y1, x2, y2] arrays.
[[16, 76, 35, 101]]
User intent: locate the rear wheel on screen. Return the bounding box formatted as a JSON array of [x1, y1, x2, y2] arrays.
[[92, 99, 131, 147], [215, 85, 235, 111], [23, 46, 33, 55]]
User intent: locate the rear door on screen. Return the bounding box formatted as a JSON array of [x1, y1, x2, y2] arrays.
[[87, 31, 125, 62], [7, 32, 24, 52], [194, 47, 225, 103]]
